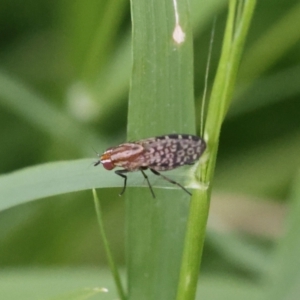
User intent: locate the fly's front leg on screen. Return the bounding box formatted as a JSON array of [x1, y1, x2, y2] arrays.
[[116, 168, 156, 198], [115, 169, 129, 196]]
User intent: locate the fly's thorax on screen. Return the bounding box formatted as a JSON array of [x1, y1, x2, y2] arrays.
[[103, 143, 145, 170]]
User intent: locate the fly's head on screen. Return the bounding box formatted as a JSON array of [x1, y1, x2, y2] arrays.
[[94, 149, 115, 170]]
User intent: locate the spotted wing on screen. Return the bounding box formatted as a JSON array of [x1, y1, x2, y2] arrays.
[[136, 134, 206, 171]]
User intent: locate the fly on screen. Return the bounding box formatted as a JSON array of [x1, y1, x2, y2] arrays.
[[94, 134, 206, 198]]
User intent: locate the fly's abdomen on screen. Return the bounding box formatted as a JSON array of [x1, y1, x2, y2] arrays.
[[139, 134, 206, 171]]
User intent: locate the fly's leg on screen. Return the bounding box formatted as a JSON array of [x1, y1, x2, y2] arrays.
[[140, 169, 156, 198], [115, 169, 129, 196], [116, 169, 156, 198], [150, 169, 192, 196]]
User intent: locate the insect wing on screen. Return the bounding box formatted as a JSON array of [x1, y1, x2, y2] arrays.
[[137, 134, 206, 171]]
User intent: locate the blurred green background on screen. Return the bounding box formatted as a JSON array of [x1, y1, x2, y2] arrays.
[[1, 0, 300, 299]]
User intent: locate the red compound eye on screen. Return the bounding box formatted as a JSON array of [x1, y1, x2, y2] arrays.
[[101, 159, 115, 170]]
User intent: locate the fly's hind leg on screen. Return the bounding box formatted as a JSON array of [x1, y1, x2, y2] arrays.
[[140, 168, 156, 198], [149, 169, 192, 196]]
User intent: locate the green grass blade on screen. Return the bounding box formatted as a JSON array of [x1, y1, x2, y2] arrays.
[[127, 0, 195, 299], [176, 188, 209, 300], [0, 159, 102, 211], [177, 1, 257, 299], [128, 1, 195, 138], [93, 189, 126, 300], [205, 0, 256, 182], [0, 159, 193, 212]]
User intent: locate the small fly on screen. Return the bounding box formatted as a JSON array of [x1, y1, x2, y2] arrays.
[[94, 134, 206, 198]]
